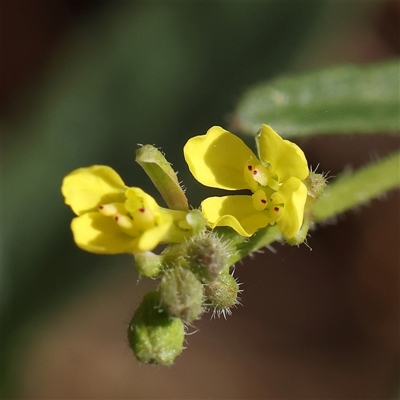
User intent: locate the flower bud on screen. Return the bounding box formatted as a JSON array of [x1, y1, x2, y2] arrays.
[[134, 251, 163, 277], [186, 232, 229, 282], [305, 171, 327, 200], [204, 272, 240, 317], [127, 290, 184, 365], [159, 267, 203, 323]]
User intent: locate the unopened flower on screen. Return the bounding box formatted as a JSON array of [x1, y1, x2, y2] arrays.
[[62, 165, 196, 254], [159, 267, 204, 323], [204, 271, 241, 319], [128, 290, 185, 365], [184, 124, 309, 238]]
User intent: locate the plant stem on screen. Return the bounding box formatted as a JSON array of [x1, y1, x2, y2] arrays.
[[219, 150, 400, 266], [313, 150, 400, 222]]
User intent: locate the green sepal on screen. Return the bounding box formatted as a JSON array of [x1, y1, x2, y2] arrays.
[[134, 251, 163, 278], [136, 144, 189, 211], [127, 290, 185, 365]]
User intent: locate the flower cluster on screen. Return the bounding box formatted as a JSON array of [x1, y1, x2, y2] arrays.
[[61, 125, 325, 365]]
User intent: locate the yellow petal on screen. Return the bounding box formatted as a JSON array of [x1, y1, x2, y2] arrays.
[[257, 125, 309, 182], [62, 165, 127, 215], [276, 177, 308, 238], [184, 126, 259, 190], [201, 196, 271, 237], [125, 187, 160, 214], [138, 214, 173, 251], [71, 212, 139, 254]]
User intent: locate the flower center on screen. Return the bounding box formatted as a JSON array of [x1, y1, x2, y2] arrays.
[[244, 162, 281, 191], [99, 198, 156, 237], [251, 187, 284, 223], [245, 161, 284, 223]]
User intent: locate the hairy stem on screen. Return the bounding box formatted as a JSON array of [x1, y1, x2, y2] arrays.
[[219, 150, 400, 266]]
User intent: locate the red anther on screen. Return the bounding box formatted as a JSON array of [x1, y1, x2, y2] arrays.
[[114, 216, 119, 221], [253, 170, 258, 175], [99, 205, 104, 209], [247, 165, 253, 171], [274, 207, 279, 212], [261, 199, 267, 204], [139, 208, 145, 213]]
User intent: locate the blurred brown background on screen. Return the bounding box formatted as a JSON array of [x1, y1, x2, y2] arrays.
[[2, 1, 399, 398]]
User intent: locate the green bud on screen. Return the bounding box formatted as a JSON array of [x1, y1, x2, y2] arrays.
[[135, 144, 188, 211], [134, 251, 163, 277], [159, 267, 204, 323], [186, 231, 229, 282], [128, 290, 184, 365], [204, 272, 240, 318], [305, 171, 327, 200]]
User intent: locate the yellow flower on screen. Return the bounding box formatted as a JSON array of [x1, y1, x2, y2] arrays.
[[184, 124, 309, 238], [62, 165, 193, 254]]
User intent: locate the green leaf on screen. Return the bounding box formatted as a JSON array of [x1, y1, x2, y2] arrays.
[[236, 60, 400, 138]]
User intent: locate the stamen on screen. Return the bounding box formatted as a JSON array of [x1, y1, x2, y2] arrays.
[[99, 203, 125, 216], [268, 205, 283, 221], [244, 163, 259, 191], [114, 214, 140, 236], [252, 164, 269, 186], [252, 189, 268, 211], [133, 207, 155, 231], [114, 214, 132, 229]]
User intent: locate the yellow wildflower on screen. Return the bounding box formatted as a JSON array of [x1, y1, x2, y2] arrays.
[[62, 165, 193, 254], [184, 124, 309, 238]]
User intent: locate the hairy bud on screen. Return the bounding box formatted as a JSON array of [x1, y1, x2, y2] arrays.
[[186, 231, 229, 282], [204, 272, 240, 317], [159, 267, 204, 323], [305, 171, 327, 200]]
